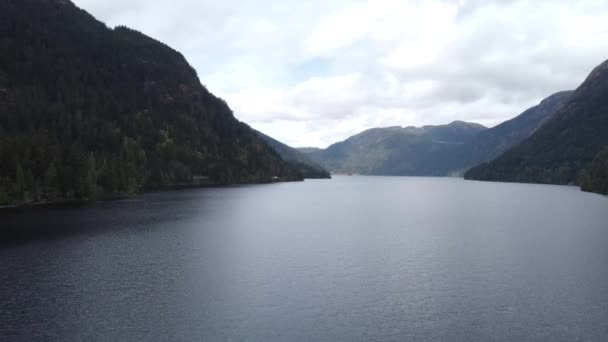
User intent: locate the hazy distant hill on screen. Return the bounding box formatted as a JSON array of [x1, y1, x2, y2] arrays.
[[0, 0, 302, 205], [255, 131, 330, 179], [296, 147, 324, 155], [301, 121, 487, 176], [465, 59, 608, 195]]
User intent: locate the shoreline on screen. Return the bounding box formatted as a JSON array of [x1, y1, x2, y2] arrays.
[[0, 177, 310, 210]]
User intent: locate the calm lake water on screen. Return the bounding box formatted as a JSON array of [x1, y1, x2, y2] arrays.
[[1, 176, 607, 341]]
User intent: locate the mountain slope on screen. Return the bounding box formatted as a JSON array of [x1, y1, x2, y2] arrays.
[[465, 59, 608, 191], [0, 0, 302, 205], [255, 131, 331, 179], [439, 91, 573, 174]]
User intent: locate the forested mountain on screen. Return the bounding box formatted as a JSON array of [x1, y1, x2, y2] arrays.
[[301, 121, 487, 175], [465, 59, 608, 195], [255, 131, 331, 179], [0, 0, 302, 205]]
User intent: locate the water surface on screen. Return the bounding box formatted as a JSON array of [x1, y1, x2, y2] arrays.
[[1, 176, 607, 341]]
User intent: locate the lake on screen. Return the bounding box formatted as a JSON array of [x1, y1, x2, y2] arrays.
[[1, 176, 607, 341]]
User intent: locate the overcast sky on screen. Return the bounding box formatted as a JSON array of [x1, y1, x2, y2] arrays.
[[74, 0, 608, 147]]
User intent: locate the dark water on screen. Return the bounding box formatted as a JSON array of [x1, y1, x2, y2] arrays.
[[1, 176, 607, 342]]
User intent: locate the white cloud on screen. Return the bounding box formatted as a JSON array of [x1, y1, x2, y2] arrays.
[[73, 0, 608, 147]]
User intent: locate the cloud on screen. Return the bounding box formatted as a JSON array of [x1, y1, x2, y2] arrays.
[[73, 0, 608, 147]]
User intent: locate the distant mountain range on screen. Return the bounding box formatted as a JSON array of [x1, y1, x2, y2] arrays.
[[465, 60, 608, 195], [300, 91, 572, 177], [299, 121, 486, 176], [300, 57, 608, 195]]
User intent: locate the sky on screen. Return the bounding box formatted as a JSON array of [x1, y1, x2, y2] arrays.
[[74, 0, 608, 148]]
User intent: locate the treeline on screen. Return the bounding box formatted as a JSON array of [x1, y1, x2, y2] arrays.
[[0, 0, 301, 205]]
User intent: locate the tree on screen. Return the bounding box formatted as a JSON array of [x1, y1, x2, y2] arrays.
[[44, 162, 59, 200], [0, 181, 10, 205]]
